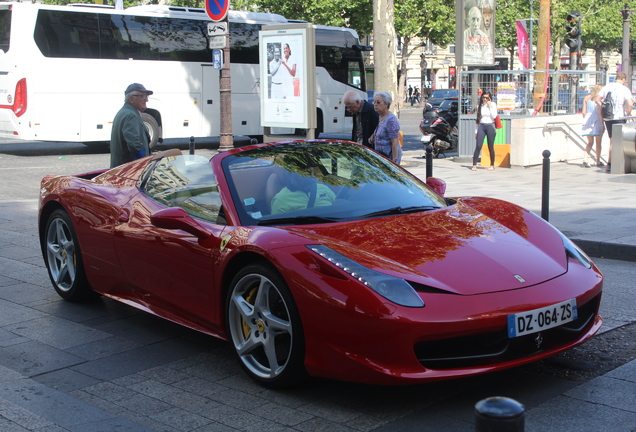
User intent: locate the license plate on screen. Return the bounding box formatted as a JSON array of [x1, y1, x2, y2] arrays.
[[507, 298, 577, 338], [421, 134, 433, 143]]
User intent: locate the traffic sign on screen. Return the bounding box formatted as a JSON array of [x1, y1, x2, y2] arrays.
[[209, 36, 226, 49], [208, 22, 228, 36], [205, 0, 229, 22]]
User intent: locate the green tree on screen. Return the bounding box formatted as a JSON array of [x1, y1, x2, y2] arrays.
[[394, 0, 455, 110], [494, 0, 531, 69], [251, 0, 374, 36], [547, 0, 623, 71], [577, 0, 624, 70]]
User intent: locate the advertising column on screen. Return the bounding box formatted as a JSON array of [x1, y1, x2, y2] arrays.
[[259, 23, 316, 138]]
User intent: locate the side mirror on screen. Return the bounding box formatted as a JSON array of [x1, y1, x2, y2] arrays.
[[150, 207, 213, 242], [426, 177, 446, 197]]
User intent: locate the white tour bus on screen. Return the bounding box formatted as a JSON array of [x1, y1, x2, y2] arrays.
[[0, 3, 369, 147]]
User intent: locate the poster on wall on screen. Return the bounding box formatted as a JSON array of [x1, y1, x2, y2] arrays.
[[455, 0, 495, 67], [259, 25, 315, 129], [496, 82, 516, 110]]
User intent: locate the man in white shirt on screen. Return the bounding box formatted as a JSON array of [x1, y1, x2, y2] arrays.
[[595, 71, 634, 170]]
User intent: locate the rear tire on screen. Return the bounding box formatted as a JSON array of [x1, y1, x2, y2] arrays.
[[43, 209, 95, 301]]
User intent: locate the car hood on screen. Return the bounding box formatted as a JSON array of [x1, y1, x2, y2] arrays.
[[282, 198, 567, 296]]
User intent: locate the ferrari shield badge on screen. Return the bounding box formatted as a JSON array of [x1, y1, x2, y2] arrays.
[[220, 234, 232, 251]]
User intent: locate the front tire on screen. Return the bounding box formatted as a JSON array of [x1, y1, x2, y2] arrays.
[[43, 209, 94, 301], [226, 264, 306, 388]]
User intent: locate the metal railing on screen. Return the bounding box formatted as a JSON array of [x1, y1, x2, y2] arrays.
[[458, 70, 605, 116]]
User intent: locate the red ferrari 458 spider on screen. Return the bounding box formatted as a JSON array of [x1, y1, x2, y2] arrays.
[[38, 140, 603, 387]]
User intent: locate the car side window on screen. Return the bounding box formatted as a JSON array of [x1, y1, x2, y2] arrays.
[[143, 155, 224, 224]]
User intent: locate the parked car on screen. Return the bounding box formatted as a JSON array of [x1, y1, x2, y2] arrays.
[[556, 89, 589, 113], [426, 89, 460, 110], [39, 141, 603, 388], [426, 89, 471, 113]]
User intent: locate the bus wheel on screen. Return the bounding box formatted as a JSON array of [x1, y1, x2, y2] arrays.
[[316, 109, 323, 137], [141, 112, 161, 150]]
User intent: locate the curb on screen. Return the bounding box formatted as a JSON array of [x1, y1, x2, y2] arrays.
[[572, 239, 636, 263]]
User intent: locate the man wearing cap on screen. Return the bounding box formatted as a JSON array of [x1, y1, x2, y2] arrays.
[[110, 83, 153, 168]]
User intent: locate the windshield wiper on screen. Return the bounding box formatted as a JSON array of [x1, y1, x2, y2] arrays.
[[257, 215, 344, 226], [360, 206, 439, 219]]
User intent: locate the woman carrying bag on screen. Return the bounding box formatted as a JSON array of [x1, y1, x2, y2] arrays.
[[472, 91, 498, 171]]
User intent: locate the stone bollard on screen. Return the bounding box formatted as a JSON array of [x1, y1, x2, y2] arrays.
[[474, 396, 525, 432]]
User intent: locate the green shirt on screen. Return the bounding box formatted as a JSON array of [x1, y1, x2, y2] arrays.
[[271, 184, 336, 214], [110, 102, 150, 168]]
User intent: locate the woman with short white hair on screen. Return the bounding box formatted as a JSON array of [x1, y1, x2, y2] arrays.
[[370, 91, 401, 164]]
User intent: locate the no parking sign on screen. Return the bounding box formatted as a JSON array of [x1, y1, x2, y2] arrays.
[[205, 0, 229, 22]]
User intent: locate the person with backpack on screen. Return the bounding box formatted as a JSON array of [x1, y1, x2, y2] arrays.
[[595, 71, 633, 171]]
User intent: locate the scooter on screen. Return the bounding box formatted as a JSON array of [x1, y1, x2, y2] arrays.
[[419, 102, 458, 158]]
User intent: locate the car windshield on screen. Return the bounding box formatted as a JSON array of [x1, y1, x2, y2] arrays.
[[430, 90, 458, 99], [222, 141, 447, 226]]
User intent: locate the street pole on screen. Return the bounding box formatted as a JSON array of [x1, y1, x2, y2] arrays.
[[533, 0, 550, 111], [529, 0, 533, 69], [621, 4, 632, 91], [219, 15, 233, 150], [420, 54, 427, 97]]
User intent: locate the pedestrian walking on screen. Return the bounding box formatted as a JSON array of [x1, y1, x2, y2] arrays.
[[408, 85, 413, 104], [595, 71, 633, 171], [472, 91, 497, 171], [581, 84, 604, 167], [412, 87, 420, 106], [110, 83, 153, 168]]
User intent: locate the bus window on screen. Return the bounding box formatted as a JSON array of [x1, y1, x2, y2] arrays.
[[229, 22, 260, 64], [34, 11, 100, 59], [0, 9, 10, 53], [35, 10, 211, 62], [316, 45, 364, 89]]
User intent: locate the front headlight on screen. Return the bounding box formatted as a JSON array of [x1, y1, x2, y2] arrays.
[[307, 245, 425, 308], [560, 232, 592, 269]]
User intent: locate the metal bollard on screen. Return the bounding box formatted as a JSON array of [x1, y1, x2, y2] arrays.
[[541, 150, 551, 221], [426, 145, 433, 178], [189, 136, 195, 155], [475, 396, 525, 432]]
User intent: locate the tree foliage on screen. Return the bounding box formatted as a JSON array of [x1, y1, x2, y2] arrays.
[[250, 0, 374, 36], [494, 0, 531, 69], [574, 0, 624, 69], [392, 0, 455, 109]]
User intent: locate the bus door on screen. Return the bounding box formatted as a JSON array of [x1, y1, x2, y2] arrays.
[[201, 63, 221, 137]]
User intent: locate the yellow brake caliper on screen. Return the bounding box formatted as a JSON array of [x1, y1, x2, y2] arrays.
[[242, 287, 258, 338]]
